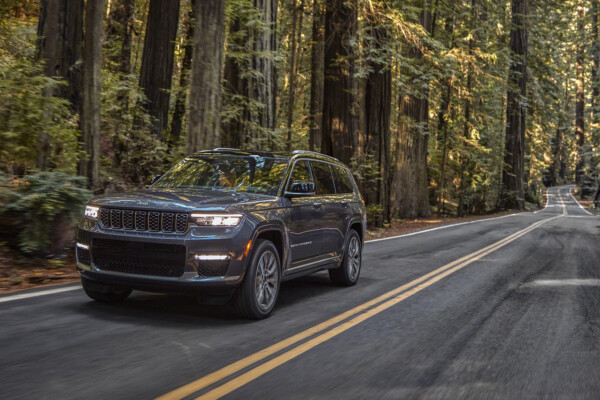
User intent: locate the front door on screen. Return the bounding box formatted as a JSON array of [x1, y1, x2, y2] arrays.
[[285, 160, 325, 267]]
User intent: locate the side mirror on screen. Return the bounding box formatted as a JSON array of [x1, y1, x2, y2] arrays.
[[285, 181, 316, 197]]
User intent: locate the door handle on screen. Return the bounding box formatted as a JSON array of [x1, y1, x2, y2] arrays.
[[313, 202, 323, 208]]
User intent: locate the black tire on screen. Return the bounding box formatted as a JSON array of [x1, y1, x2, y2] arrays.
[[329, 229, 361, 286], [232, 239, 281, 319], [81, 278, 132, 303]]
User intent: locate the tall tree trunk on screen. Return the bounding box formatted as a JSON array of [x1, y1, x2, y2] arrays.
[[186, 0, 226, 153], [36, 0, 84, 169], [222, 0, 277, 149], [286, 0, 305, 152], [575, 1, 585, 185], [501, 0, 528, 209], [457, 0, 477, 217], [321, 0, 357, 165], [436, 11, 455, 214], [592, 0, 599, 127], [363, 8, 391, 226], [309, 0, 325, 151], [170, 0, 195, 148], [389, 0, 432, 219], [80, 0, 104, 189], [138, 0, 180, 139]]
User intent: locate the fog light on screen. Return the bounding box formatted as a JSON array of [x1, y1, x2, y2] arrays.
[[194, 254, 231, 277]]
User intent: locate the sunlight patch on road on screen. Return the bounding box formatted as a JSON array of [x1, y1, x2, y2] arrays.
[[523, 279, 600, 288]]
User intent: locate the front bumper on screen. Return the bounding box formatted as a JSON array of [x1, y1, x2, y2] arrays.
[[76, 218, 252, 294]]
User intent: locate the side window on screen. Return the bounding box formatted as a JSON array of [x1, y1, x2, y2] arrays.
[[287, 160, 313, 190], [311, 162, 336, 195], [333, 166, 354, 194]]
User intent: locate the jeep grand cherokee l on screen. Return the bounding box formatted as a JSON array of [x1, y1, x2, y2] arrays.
[[76, 149, 366, 319]]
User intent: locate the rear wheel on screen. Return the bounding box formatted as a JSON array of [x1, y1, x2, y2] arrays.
[[232, 239, 280, 319], [81, 278, 132, 303], [329, 229, 361, 286]]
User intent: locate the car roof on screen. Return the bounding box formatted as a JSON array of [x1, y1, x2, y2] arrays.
[[191, 149, 344, 166]]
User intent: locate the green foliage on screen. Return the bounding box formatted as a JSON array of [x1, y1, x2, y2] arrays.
[[0, 20, 80, 175], [0, 171, 91, 254], [100, 70, 166, 187]]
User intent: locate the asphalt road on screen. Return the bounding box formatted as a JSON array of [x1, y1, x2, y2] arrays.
[[2, 185, 600, 400]]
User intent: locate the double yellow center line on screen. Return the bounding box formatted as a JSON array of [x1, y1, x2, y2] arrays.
[[158, 215, 561, 400]]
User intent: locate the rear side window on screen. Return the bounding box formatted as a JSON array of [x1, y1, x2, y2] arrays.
[[333, 166, 354, 194], [310, 162, 336, 195], [287, 160, 313, 189]]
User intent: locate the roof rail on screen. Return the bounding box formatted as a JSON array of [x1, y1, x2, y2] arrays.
[[213, 148, 241, 151], [292, 150, 339, 162]]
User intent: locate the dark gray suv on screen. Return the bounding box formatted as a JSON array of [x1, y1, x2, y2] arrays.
[[76, 149, 366, 318]]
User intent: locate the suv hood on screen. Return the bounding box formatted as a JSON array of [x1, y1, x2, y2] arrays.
[[90, 188, 276, 213]]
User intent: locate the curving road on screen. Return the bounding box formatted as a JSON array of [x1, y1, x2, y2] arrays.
[[2, 185, 599, 399]]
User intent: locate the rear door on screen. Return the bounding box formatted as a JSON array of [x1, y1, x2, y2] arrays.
[[331, 165, 357, 252], [285, 160, 325, 266], [309, 161, 345, 259]]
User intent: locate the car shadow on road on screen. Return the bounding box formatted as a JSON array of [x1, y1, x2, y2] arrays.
[[71, 272, 350, 327]]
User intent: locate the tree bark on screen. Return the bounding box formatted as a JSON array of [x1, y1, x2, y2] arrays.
[[80, 0, 104, 189], [138, 0, 181, 139], [575, 1, 585, 185], [36, 0, 84, 170], [186, 0, 226, 153], [436, 9, 455, 214], [501, 0, 528, 209], [37, 0, 84, 109], [286, 0, 305, 152], [321, 0, 357, 165], [389, 0, 432, 219], [170, 0, 195, 148], [309, 0, 325, 151], [363, 9, 391, 225], [457, 0, 477, 217]]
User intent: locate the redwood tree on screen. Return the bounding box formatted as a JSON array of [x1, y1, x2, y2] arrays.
[[187, 0, 226, 153], [80, 0, 104, 188], [321, 0, 357, 165], [501, 0, 528, 209], [36, 0, 84, 170], [362, 7, 391, 224], [389, 0, 432, 219], [575, 1, 585, 185], [309, 0, 325, 151], [138, 0, 181, 138]]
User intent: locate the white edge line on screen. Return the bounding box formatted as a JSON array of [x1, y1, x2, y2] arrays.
[[533, 187, 555, 214], [0, 210, 526, 303], [365, 213, 519, 243], [0, 285, 80, 304], [569, 187, 593, 215]]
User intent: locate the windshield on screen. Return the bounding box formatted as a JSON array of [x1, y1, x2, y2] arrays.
[[153, 155, 289, 196]]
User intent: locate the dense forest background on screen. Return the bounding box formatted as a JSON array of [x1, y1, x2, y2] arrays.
[[1, 0, 599, 240]]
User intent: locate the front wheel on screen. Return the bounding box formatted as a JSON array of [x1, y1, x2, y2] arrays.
[[81, 278, 132, 303], [329, 230, 361, 286], [232, 239, 281, 319]]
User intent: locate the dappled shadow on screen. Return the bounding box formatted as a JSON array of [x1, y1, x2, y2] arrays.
[[69, 271, 348, 326]]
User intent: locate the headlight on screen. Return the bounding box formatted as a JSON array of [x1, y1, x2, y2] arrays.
[[190, 213, 243, 227], [84, 205, 99, 219]]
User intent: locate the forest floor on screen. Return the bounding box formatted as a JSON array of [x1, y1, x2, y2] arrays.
[[1, 208, 535, 295]]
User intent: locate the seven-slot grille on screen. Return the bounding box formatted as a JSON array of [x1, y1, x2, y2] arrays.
[[99, 208, 188, 233]]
